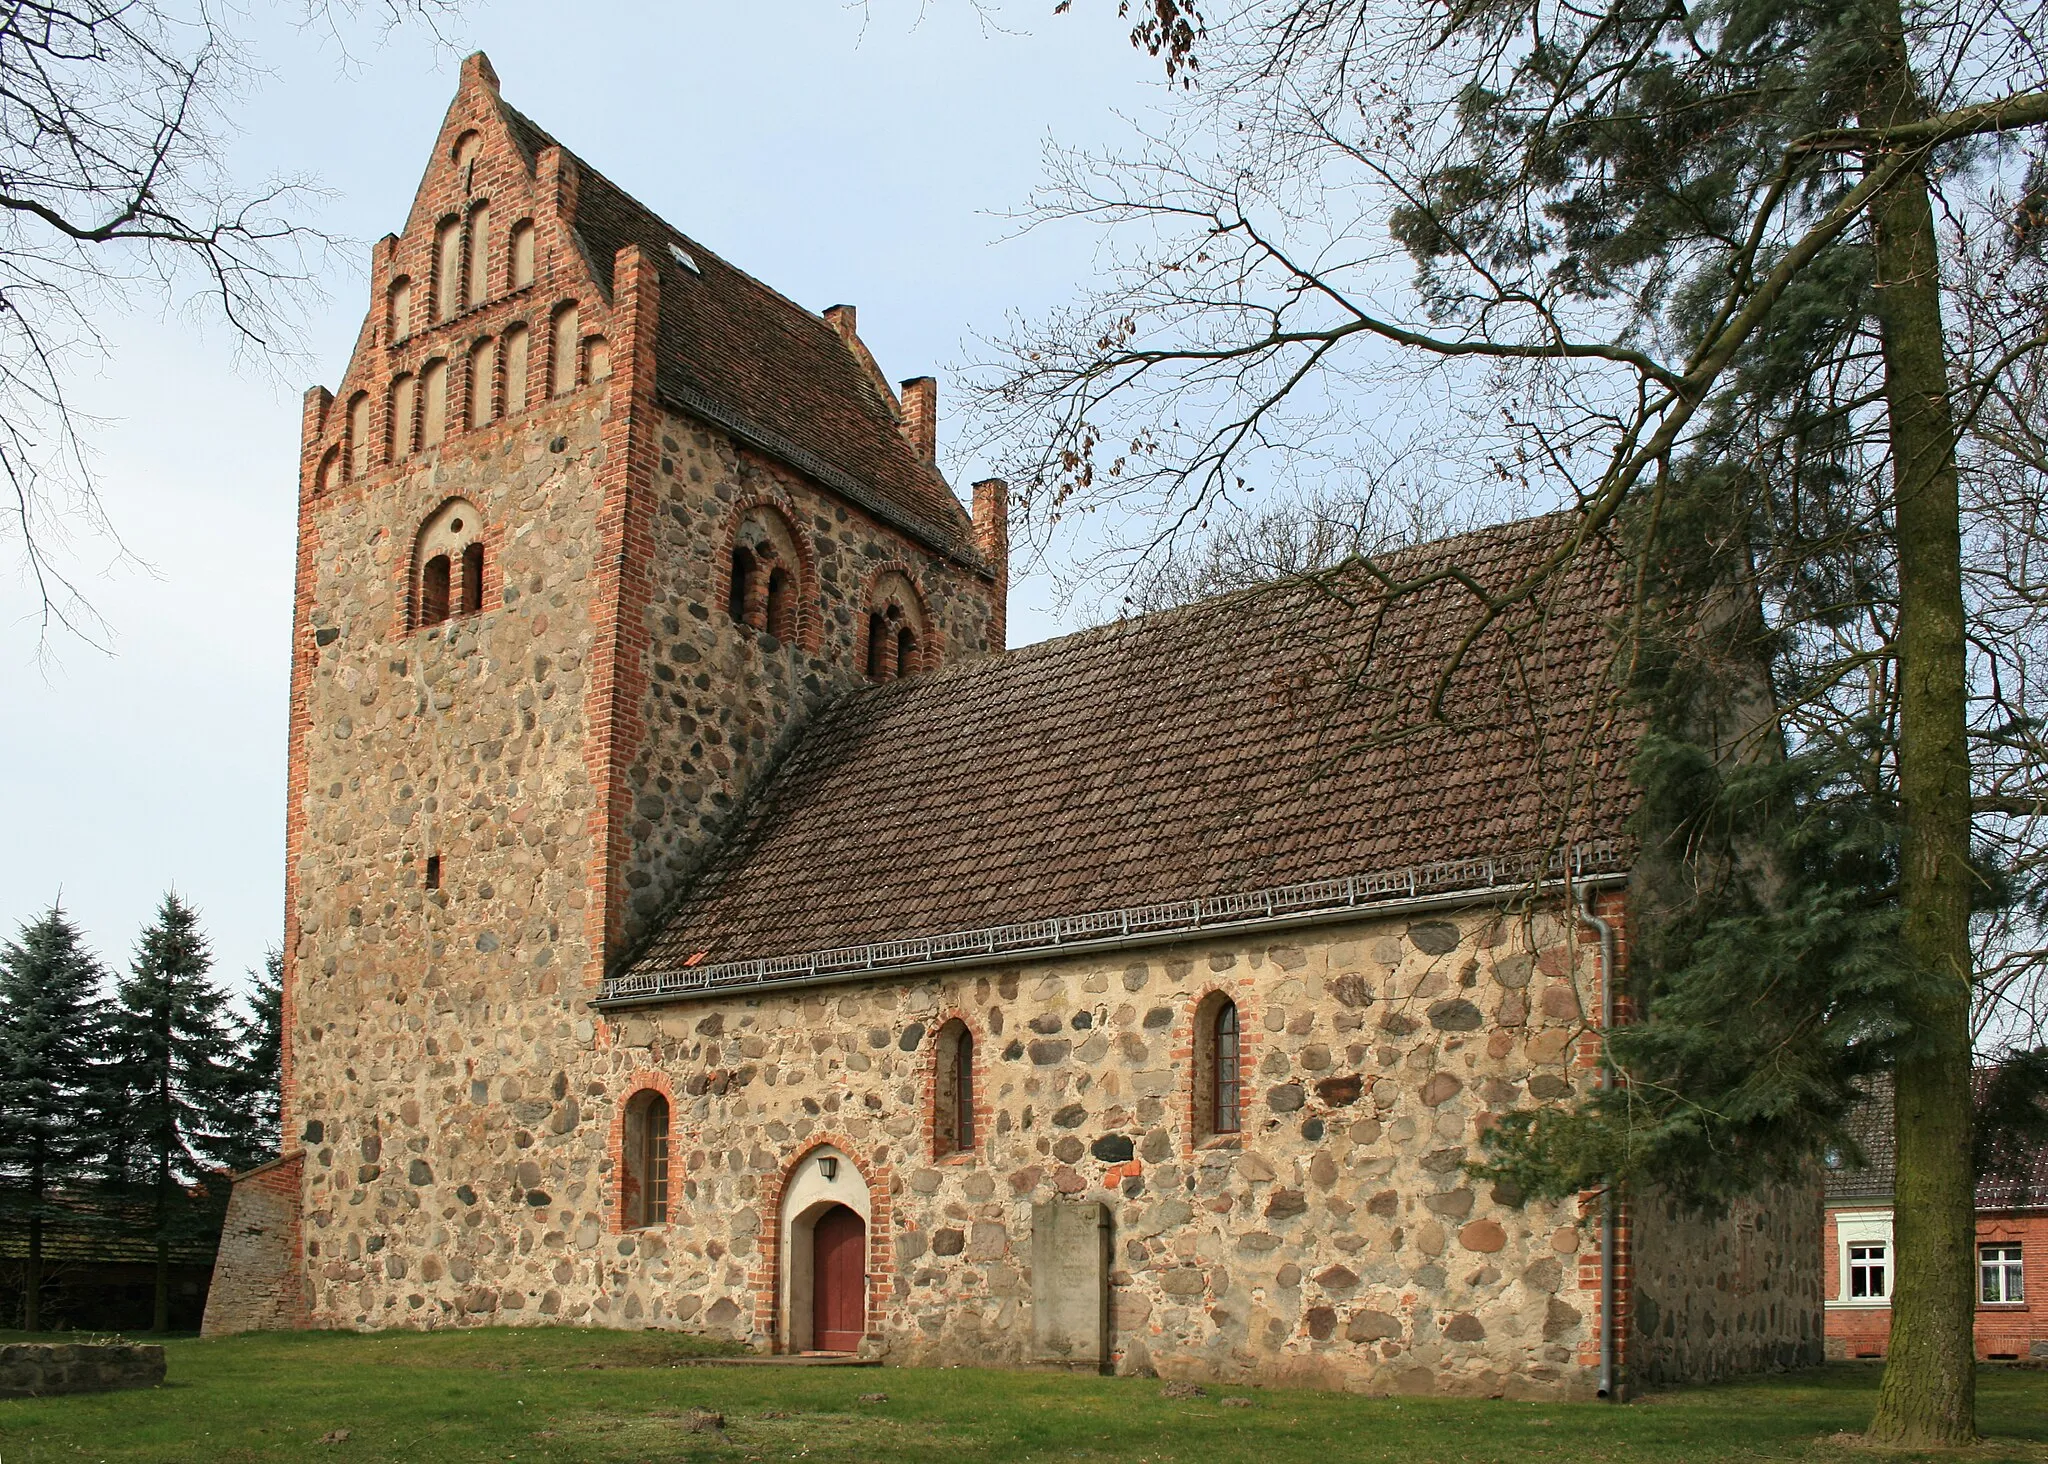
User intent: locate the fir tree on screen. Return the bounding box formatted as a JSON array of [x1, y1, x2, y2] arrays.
[[231, 946, 283, 1169], [0, 905, 110, 1331], [108, 893, 248, 1332]]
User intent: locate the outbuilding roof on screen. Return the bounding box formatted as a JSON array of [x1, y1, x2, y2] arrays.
[[619, 514, 1643, 988]]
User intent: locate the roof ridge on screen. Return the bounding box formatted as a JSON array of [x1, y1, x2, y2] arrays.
[[847, 507, 1584, 698]]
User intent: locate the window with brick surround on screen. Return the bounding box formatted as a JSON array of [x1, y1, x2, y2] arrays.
[[863, 571, 928, 682], [386, 276, 412, 342], [765, 566, 793, 641], [1193, 991, 1242, 1141], [1848, 1241, 1889, 1300], [509, 220, 535, 290], [622, 1090, 670, 1228], [413, 498, 485, 630], [1981, 1244, 2023, 1304], [933, 1019, 975, 1158], [419, 554, 451, 626]]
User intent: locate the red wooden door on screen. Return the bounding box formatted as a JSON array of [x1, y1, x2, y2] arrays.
[[812, 1205, 867, 1352]]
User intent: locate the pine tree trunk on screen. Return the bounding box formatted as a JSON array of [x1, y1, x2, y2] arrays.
[[25, 1214, 42, 1334], [1863, 0, 1979, 1445]]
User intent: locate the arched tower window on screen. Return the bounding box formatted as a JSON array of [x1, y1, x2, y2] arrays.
[[387, 373, 416, 461], [465, 202, 491, 308], [461, 541, 485, 616], [933, 1019, 975, 1159], [451, 128, 481, 176], [728, 545, 756, 625], [419, 359, 448, 448], [509, 220, 536, 290], [863, 571, 929, 683], [1193, 992, 1242, 1141], [622, 1089, 670, 1229], [726, 506, 806, 644], [502, 323, 530, 415], [468, 337, 497, 429], [419, 554, 451, 626], [765, 566, 793, 641], [413, 498, 485, 630], [434, 216, 463, 320], [550, 304, 580, 395], [386, 277, 413, 343], [346, 392, 370, 478], [315, 446, 340, 495]]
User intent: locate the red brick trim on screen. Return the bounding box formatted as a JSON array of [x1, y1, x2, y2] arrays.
[[713, 495, 824, 652], [857, 560, 942, 678], [749, 1134, 895, 1351], [918, 1009, 992, 1164], [1177, 980, 1263, 1159], [579, 246, 659, 977], [608, 1069, 679, 1235], [397, 493, 497, 635]]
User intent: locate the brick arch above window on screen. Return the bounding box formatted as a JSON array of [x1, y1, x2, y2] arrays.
[[1186, 984, 1260, 1153], [924, 1012, 987, 1162], [617, 1080, 674, 1232], [408, 496, 490, 632], [860, 563, 938, 682], [715, 497, 821, 653]]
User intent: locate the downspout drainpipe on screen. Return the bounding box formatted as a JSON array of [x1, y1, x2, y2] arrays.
[[1576, 883, 1620, 1401]]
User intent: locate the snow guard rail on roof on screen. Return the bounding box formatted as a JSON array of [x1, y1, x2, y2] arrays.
[[595, 841, 1629, 1008]]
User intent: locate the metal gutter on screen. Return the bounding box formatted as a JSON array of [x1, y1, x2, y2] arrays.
[[596, 843, 1628, 1009]]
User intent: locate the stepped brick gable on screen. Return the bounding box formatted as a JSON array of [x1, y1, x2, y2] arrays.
[[207, 56, 1822, 1398]]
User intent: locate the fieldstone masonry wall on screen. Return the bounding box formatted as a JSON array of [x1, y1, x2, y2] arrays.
[[1629, 1183, 1823, 1386], [285, 900, 1748, 1397], [0, 1343, 165, 1398]]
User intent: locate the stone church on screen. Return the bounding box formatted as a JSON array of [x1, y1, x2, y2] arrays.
[[204, 55, 1822, 1396]]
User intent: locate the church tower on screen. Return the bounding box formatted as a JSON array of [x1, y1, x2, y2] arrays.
[[215, 55, 1004, 1333]]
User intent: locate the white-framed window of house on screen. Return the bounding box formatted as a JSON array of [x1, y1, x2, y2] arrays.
[[1980, 1243, 2024, 1305], [1830, 1211, 1895, 1308], [1848, 1241, 1890, 1300]]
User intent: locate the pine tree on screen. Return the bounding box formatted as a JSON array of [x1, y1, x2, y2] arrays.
[[108, 893, 249, 1332], [0, 905, 110, 1331], [230, 947, 284, 1169]]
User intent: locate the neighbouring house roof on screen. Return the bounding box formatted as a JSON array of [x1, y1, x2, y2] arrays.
[[616, 514, 1643, 992], [0, 1193, 219, 1268], [1825, 1074, 2048, 1211], [495, 102, 983, 568]]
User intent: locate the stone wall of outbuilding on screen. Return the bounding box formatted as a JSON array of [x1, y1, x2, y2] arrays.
[[1628, 1181, 1824, 1387]]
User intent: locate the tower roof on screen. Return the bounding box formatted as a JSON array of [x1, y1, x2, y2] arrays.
[[487, 71, 980, 566]]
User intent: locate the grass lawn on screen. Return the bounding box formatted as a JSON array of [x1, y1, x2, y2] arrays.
[[0, 1328, 2043, 1463]]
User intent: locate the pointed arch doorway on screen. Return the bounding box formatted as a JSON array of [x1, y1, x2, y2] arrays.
[[777, 1144, 873, 1354], [810, 1204, 867, 1352]]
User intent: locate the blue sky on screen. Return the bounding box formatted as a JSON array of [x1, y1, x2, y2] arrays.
[[0, 1, 1164, 996]]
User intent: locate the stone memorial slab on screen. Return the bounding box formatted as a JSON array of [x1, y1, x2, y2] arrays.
[[1031, 1199, 1111, 1370]]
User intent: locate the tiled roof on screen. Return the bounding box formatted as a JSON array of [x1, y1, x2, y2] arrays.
[[1825, 1074, 2048, 1210], [623, 514, 1642, 978], [497, 101, 981, 566]]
